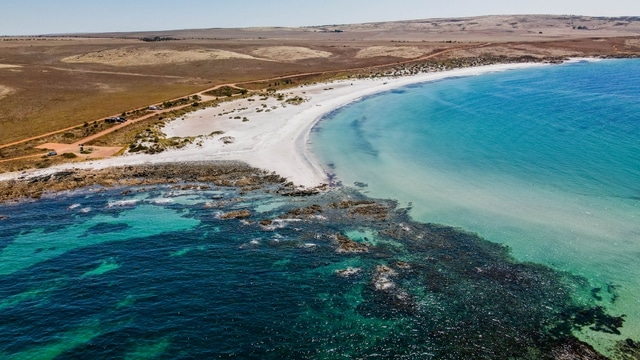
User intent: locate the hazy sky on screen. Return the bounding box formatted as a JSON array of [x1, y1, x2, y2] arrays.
[[1, 0, 638, 36]]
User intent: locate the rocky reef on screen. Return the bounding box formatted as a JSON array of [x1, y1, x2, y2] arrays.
[[0, 162, 634, 358], [0, 161, 327, 203]]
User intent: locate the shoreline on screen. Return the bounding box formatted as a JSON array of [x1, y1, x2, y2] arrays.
[[0, 62, 554, 188]]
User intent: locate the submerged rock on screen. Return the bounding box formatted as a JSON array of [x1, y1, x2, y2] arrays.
[[335, 233, 368, 253], [335, 267, 362, 277], [550, 337, 608, 359], [284, 204, 323, 218], [278, 187, 321, 197], [330, 199, 389, 220], [613, 338, 640, 359], [371, 264, 417, 313], [220, 209, 251, 219]]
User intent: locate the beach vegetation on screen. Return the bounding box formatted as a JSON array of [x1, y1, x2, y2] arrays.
[[285, 96, 306, 105], [34, 159, 51, 168], [203, 86, 247, 98]]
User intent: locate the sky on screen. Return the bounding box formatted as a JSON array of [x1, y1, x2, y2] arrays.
[[1, 0, 639, 36]]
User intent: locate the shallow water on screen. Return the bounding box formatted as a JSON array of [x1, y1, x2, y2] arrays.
[[312, 59, 640, 351]]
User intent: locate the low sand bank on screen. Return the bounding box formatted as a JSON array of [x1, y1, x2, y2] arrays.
[[0, 62, 548, 188]]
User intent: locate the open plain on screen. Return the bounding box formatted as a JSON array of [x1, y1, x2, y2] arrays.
[[1, 15, 640, 173]]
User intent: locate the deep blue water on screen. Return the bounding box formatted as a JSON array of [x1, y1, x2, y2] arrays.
[[311, 59, 640, 351]]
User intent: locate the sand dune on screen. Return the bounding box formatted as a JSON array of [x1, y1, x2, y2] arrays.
[[355, 46, 426, 59], [251, 46, 332, 61], [0, 85, 14, 100], [62, 48, 262, 66]]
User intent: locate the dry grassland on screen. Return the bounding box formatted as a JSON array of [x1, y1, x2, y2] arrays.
[[251, 46, 333, 61], [1, 15, 640, 168], [355, 46, 428, 58], [63, 48, 261, 66], [0, 85, 14, 99]]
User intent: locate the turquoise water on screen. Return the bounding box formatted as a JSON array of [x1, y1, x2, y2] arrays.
[[312, 59, 640, 350], [0, 184, 633, 358]]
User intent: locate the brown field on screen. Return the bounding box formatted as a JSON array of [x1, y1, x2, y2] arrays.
[[1, 14, 639, 170]]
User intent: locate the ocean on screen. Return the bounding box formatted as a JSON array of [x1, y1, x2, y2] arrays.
[[312, 58, 640, 354], [0, 59, 638, 359]]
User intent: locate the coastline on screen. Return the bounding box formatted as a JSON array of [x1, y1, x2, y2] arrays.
[[2, 58, 639, 358], [0, 62, 550, 188]]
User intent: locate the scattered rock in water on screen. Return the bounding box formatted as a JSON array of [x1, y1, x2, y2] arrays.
[[335, 233, 369, 253], [330, 199, 389, 220], [373, 265, 397, 291], [171, 184, 212, 191], [335, 267, 362, 277], [331, 199, 376, 209], [0, 214, 8, 220], [354, 181, 368, 188], [371, 264, 417, 313], [283, 204, 323, 218], [278, 187, 320, 197], [299, 243, 317, 251], [613, 338, 640, 359], [220, 209, 251, 219], [551, 337, 608, 360]]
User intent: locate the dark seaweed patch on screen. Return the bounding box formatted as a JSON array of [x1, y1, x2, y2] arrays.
[[81, 222, 130, 237]]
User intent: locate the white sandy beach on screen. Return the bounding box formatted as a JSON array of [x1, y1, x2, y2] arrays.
[[0, 63, 547, 186]]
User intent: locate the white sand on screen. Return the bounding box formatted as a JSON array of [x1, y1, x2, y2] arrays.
[[0, 63, 547, 187]]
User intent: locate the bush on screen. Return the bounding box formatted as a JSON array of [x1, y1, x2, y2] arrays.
[[62, 152, 78, 159]]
